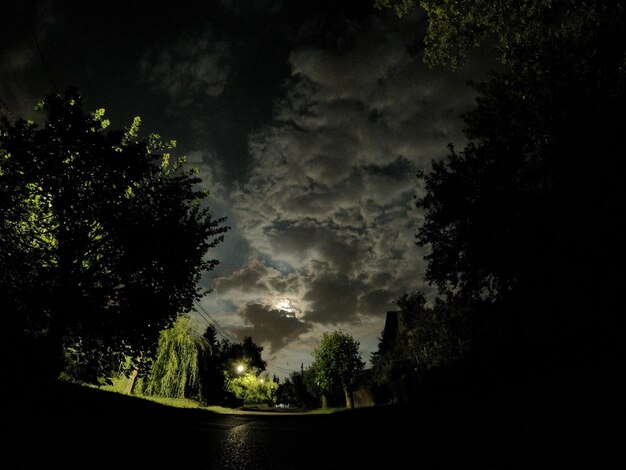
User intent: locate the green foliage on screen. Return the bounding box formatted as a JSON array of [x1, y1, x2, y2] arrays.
[[0, 88, 228, 381], [311, 331, 365, 396], [60, 338, 125, 385], [376, 0, 612, 67], [228, 373, 278, 405], [142, 315, 206, 399]]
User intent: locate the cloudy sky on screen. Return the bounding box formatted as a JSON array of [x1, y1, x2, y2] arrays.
[[1, 0, 486, 378]]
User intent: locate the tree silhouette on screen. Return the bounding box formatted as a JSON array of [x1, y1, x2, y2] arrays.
[[196, 331, 268, 405], [277, 368, 318, 408], [409, 1, 624, 375], [371, 292, 481, 392], [0, 88, 228, 382], [220, 336, 267, 380]]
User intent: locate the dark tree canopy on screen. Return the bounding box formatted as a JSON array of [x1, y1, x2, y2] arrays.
[[220, 336, 267, 379], [276, 368, 318, 408], [196, 330, 268, 405], [407, 0, 624, 372], [375, 0, 621, 68], [371, 292, 484, 390], [417, 18, 624, 302], [0, 88, 228, 381]]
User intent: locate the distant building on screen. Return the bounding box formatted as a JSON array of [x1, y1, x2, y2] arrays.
[[379, 310, 403, 353], [379, 310, 419, 403]]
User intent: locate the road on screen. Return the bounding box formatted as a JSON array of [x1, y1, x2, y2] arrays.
[[5, 383, 618, 469], [10, 405, 415, 469]]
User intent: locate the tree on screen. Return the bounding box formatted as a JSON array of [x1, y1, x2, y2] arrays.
[[220, 335, 267, 380], [375, 0, 617, 68], [370, 293, 483, 399], [197, 325, 225, 404], [417, 36, 623, 298], [277, 369, 318, 408], [388, 1, 624, 373], [228, 372, 278, 406], [311, 331, 365, 409], [0, 88, 228, 382], [142, 315, 206, 399], [196, 331, 268, 405]]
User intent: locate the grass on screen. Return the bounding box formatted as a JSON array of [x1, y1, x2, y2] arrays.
[[85, 376, 252, 414], [86, 376, 352, 415], [306, 407, 344, 414], [86, 376, 206, 409]]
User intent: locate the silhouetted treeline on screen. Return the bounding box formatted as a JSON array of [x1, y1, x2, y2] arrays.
[[372, 1, 624, 407]]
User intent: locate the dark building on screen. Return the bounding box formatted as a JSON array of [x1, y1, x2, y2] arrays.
[[378, 310, 419, 403]]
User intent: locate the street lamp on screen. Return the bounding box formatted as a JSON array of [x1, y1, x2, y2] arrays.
[[236, 364, 245, 374]]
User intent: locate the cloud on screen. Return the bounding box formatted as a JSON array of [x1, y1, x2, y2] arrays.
[[140, 33, 230, 106], [217, 0, 284, 18], [215, 257, 301, 297], [235, 303, 312, 353], [0, 1, 59, 120], [302, 271, 365, 324], [221, 13, 476, 329], [198, 11, 484, 375]]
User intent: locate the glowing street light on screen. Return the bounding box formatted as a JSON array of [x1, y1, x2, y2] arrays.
[[236, 364, 245, 374]]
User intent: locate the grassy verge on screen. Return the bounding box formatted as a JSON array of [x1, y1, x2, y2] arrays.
[[86, 376, 350, 415], [84, 377, 250, 414]]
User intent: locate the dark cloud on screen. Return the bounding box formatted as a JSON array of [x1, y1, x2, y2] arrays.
[[213, 257, 302, 301], [303, 272, 365, 324], [0, 1, 59, 120], [217, 0, 285, 18], [140, 33, 230, 106], [266, 220, 367, 275], [236, 303, 312, 353], [358, 288, 396, 317], [225, 12, 477, 333], [214, 257, 271, 294]]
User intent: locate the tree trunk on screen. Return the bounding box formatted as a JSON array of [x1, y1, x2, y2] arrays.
[[321, 394, 328, 409], [124, 367, 139, 395], [344, 386, 353, 409]]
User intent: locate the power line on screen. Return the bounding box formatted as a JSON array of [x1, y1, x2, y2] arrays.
[[22, 0, 57, 93], [193, 300, 237, 343], [195, 308, 231, 342], [193, 300, 295, 374], [190, 301, 229, 341], [266, 363, 293, 373]]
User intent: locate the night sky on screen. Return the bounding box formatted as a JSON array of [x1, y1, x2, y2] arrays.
[[1, 0, 488, 377]]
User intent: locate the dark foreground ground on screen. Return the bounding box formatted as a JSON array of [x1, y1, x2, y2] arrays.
[[3, 381, 623, 469]]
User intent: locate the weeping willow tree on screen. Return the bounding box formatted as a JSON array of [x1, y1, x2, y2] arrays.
[[143, 315, 207, 399]]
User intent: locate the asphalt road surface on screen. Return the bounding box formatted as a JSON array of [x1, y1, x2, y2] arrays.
[[5, 383, 620, 469]]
